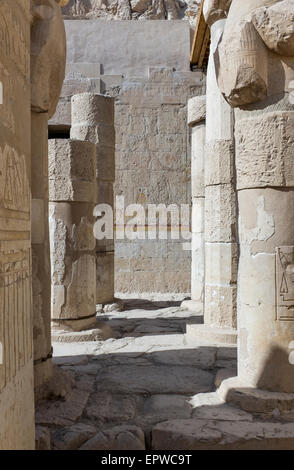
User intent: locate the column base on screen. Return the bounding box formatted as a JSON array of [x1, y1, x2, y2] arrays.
[[218, 376, 294, 414], [181, 299, 203, 314], [152, 391, 294, 450], [51, 318, 114, 342], [185, 323, 237, 345]]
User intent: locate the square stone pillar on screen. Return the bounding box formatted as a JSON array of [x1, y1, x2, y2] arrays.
[[31, 111, 54, 395], [71, 93, 115, 305], [182, 95, 206, 314], [186, 15, 237, 345]]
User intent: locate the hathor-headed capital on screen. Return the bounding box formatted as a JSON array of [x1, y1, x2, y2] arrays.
[[203, 0, 232, 26]]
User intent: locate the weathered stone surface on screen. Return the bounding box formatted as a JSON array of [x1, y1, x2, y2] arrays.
[[49, 139, 96, 202], [35, 426, 51, 450], [186, 323, 237, 345], [190, 391, 252, 421], [62, 0, 201, 25], [216, 0, 294, 397], [148, 346, 216, 368], [205, 242, 238, 286], [215, 368, 236, 388], [252, 1, 294, 57], [205, 140, 234, 187], [31, 0, 67, 399], [49, 139, 97, 326], [205, 285, 237, 329], [51, 423, 97, 450], [71, 93, 115, 304], [31, 0, 66, 117], [152, 418, 294, 450], [97, 365, 214, 394], [86, 392, 140, 422], [235, 112, 294, 190], [0, 0, 35, 449], [218, 377, 294, 414], [187, 95, 206, 127], [36, 388, 90, 427], [217, 1, 269, 107], [203, 0, 232, 26], [53, 19, 204, 294], [143, 394, 193, 421], [205, 185, 237, 243], [80, 425, 146, 450]]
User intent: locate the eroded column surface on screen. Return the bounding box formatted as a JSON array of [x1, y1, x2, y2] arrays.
[[0, 0, 35, 449], [187, 0, 237, 345], [182, 96, 206, 314], [71, 93, 115, 305], [49, 139, 97, 331], [30, 0, 67, 397], [217, 0, 294, 407]]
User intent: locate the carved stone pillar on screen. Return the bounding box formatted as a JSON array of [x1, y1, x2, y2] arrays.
[[30, 0, 67, 398], [182, 96, 206, 315], [187, 0, 238, 345], [0, 0, 35, 449], [49, 139, 97, 331], [71, 93, 115, 305], [216, 0, 294, 411]]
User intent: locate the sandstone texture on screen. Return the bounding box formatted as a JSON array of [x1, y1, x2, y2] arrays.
[[49, 139, 97, 328], [71, 93, 115, 304], [31, 0, 68, 399], [62, 0, 201, 25], [0, 0, 35, 449], [51, 20, 205, 294], [215, 0, 294, 401]]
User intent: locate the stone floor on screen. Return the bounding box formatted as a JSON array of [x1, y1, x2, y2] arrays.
[[35, 297, 294, 450]]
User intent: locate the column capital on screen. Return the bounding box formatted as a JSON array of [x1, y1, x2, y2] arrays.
[[203, 0, 232, 27]]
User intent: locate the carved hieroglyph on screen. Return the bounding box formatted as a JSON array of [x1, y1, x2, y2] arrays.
[[0, 0, 35, 449], [276, 247, 294, 321]]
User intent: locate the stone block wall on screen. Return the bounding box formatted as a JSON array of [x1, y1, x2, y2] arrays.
[[114, 68, 204, 293], [50, 20, 205, 294]]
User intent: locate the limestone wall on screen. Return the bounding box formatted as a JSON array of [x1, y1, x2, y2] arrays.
[[0, 0, 35, 449], [114, 68, 204, 293], [51, 20, 205, 294]]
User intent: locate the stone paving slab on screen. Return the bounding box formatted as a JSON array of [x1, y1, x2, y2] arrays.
[[37, 297, 244, 450], [96, 364, 214, 395], [152, 417, 294, 450]]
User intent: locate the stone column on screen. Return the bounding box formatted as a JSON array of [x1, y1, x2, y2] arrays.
[[31, 112, 53, 392], [217, 0, 294, 410], [49, 139, 97, 331], [71, 93, 115, 305], [187, 1, 238, 345], [30, 0, 67, 398], [182, 95, 206, 314], [0, 0, 35, 449]]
